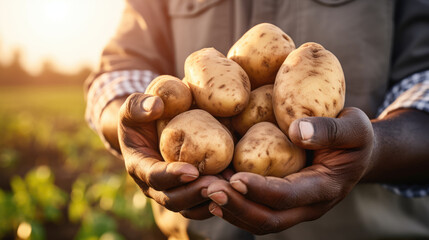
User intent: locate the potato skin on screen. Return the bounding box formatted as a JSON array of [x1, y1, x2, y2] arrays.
[[145, 75, 192, 119], [228, 23, 295, 89], [233, 122, 305, 177], [159, 109, 234, 175], [231, 84, 276, 136], [273, 42, 345, 135], [184, 48, 251, 117]]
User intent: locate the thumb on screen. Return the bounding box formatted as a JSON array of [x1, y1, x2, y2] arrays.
[[288, 107, 373, 150], [119, 93, 164, 126]]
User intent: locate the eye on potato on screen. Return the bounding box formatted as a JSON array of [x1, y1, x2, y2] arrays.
[[231, 84, 276, 136], [145, 75, 192, 119], [184, 48, 251, 117], [233, 122, 305, 177], [159, 109, 234, 175], [273, 42, 345, 135], [228, 23, 295, 89]]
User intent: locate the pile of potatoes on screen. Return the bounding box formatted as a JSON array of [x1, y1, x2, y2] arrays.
[[147, 23, 345, 177]]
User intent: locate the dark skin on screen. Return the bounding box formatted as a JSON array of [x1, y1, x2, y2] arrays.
[[101, 92, 429, 233], [103, 93, 216, 219]]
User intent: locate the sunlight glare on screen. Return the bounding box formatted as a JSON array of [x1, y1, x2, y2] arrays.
[[132, 191, 147, 209], [17, 222, 32, 239], [44, 1, 70, 22], [0, 0, 125, 74]]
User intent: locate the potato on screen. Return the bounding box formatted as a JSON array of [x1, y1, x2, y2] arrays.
[[231, 84, 276, 136], [145, 75, 192, 119], [160, 109, 234, 175], [273, 42, 345, 134], [184, 48, 251, 117], [233, 122, 305, 177], [151, 200, 189, 240], [228, 23, 295, 89]]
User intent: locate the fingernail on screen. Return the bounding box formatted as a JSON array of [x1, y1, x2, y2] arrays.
[[208, 191, 228, 206], [299, 121, 314, 141], [230, 180, 247, 195], [142, 96, 156, 112], [209, 202, 223, 217], [180, 174, 198, 183], [201, 188, 208, 198]]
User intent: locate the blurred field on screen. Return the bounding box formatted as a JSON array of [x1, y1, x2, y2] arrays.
[[0, 86, 165, 240]]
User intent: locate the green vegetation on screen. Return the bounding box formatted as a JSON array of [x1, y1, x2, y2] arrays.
[[0, 86, 163, 240]]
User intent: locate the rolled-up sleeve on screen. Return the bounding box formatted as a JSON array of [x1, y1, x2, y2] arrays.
[[378, 70, 429, 119], [85, 70, 157, 133]]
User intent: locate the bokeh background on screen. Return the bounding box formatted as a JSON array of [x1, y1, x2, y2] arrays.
[[0, 0, 165, 239]]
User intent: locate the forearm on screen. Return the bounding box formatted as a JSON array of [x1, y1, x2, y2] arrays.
[[363, 109, 429, 183]]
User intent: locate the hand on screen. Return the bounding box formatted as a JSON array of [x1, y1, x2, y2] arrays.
[[117, 93, 218, 219], [206, 107, 375, 234]]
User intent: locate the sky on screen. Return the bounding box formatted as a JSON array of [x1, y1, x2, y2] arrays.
[[0, 0, 125, 75]]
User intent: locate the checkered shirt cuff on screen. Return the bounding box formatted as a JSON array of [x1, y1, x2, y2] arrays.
[[377, 70, 429, 118], [85, 70, 157, 155]]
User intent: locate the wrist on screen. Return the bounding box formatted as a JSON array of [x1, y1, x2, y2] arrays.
[[100, 96, 129, 153], [360, 109, 429, 183], [360, 119, 382, 182]]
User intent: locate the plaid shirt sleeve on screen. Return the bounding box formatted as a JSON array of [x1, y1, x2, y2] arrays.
[[377, 70, 429, 198], [85, 70, 158, 156]]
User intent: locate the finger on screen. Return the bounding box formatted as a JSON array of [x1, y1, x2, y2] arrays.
[[207, 180, 275, 232], [209, 202, 329, 235], [120, 93, 164, 126], [229, 168, 343, 210], [219, 167, 235, 181], [126, 153, 200, 191], [208, 202, 261, 233], [118, 95, 199, 190], [288, 107, 373, 150], [149, 175, 219, 212], [180, 202, 213, 220], [207, 180, 333, 235]]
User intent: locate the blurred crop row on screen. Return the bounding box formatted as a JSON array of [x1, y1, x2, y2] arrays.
[[0, 86, 164, 240]]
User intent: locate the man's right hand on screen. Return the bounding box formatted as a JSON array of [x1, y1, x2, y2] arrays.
[[104, 93, 218, 220]]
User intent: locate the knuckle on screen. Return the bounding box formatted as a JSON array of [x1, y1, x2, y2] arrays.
[[147, 173, 159, 189], [163, 198, 182, 212], [323, 178, 352, 203], [146, 162, 167, 190], [256, 216, 280, 235], [179, 210, 190, 218], [305, 204, 331, 222], [140, 188, 152, 199], [272, 190, 293, 210], [147, 175, 165, 191], [122, 93, 145, 124], [305, 211, 324, 222], [126, 162, 138, 178], [325, 119, 338, 145], [321, 177, 345, 200], [123, 94, 138, 118]]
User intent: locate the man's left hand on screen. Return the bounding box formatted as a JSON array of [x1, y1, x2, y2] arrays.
[[206, 107, 375, 234]]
